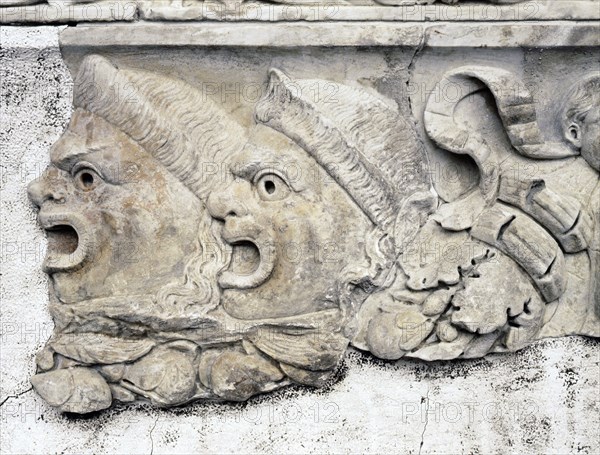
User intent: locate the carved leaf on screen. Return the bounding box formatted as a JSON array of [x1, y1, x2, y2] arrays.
[[123, 345, 197, 406], [31, 367, 112, 414], [366, 307, 435, 360], [450, 253, 540, 335], [406, 331, 475, 361], [209, 351, 285, 401], [248, 328, 348, 371], [400, 219, 472, 291], [50, 333, 156, 364], [504, 294, 545, 351], [279, 363, 333, 388], [461, 331, 502, 359], [431, 191, 486, 232]]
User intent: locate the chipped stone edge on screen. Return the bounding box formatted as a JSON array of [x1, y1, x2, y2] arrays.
[[1, 0, 600, 24], [0, 0, 138, 24], [57, 21, 600, 49]]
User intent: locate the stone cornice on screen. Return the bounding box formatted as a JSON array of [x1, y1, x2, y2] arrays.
[[57, 21, 599, 49], [1, 0, 599, 24]]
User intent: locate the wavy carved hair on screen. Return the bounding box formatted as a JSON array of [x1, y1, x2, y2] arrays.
[[74, 54, 247, 200], [255, 69, 433, 330], [563, 75, 600, 130], [73, 55, 241, 313], [255, 69, 432, 234]]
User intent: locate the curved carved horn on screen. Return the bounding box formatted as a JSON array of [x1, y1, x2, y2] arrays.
[[424, 66, 578, 201]]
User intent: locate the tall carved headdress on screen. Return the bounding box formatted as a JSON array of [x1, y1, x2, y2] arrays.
[[255, 69, 435, 250], [72, 54, 247, 199]]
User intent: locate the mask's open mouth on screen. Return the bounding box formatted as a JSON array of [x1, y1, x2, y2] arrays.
[[229, 241, 261, 276], [46, 225, 79, 256], [39, 212, 92, 274], [218, 222, 276, 290]]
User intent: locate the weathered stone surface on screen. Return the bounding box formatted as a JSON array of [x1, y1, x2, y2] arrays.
[[56, 21, 600, 48], [138, 1, 600, 22], [1, 7, 598, 449], [21, 43, 598, 412], [3, 0, 599, 24], [0, 1, 137, 23], [1, 16, 599, 453]]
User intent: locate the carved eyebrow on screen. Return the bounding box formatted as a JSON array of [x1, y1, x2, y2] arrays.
[[87, 144, 112, 153], [233, 161, 263, 180], [229, 147, 306, 192], [231, 145, 284, 179], [53, 145, 112, 174], [235, 160, 294, 182], [51, 129, 113, 169], [53, 151, 88, 171], [54, 149, 100, 171]]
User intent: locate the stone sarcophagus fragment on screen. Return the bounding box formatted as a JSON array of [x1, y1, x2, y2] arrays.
[[9, 3, 598, 413]]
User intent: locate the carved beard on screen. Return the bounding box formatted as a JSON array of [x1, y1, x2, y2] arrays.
[[46, 214, 229, 335], [34, 217, 385, 412]]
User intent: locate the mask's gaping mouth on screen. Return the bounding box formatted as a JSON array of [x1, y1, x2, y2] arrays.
[[218, 219, 276, 290], [39, 212, 93, 274]]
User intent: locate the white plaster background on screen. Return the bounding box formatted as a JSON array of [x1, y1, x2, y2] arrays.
[[1, 26, 599, 455]]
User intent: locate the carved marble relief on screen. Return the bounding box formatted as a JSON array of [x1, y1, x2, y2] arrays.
[[0, 0, 524, 6], [4, 1, 598, 24], [26, 54, 599, 414]]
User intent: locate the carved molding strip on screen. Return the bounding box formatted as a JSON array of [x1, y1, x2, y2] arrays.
[[57, 22, 600, 48], [2, 0, 599, 24]]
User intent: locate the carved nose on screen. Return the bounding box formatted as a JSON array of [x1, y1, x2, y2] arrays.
[[27, 174, 66, 208], [206, 186, 248, 220]]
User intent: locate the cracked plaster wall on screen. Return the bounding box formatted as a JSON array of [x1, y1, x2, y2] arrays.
[[0, 26, 599, 455]]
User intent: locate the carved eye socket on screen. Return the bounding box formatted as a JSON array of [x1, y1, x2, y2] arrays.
[[255, 173, 291, 201], [569, 126, 579, 140], [74, 168, 101, 191]]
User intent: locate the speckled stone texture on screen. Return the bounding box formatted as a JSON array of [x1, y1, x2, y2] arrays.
[[1, 25, 599, 454]]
